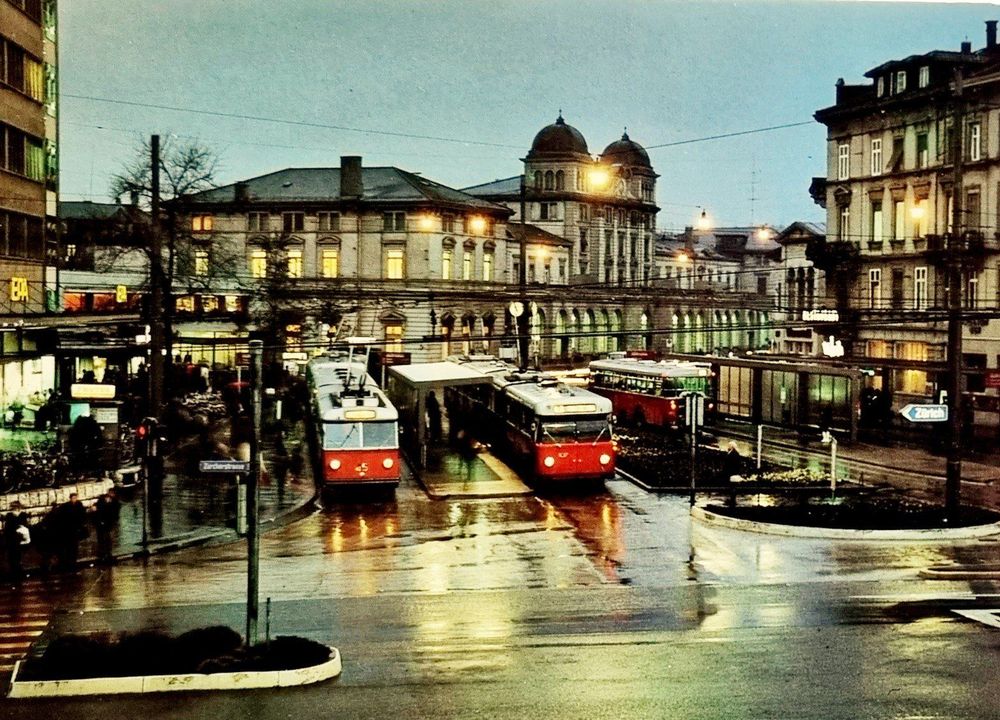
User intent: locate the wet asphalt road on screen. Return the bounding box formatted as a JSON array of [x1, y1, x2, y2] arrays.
[[2, 473, 1000, 718]]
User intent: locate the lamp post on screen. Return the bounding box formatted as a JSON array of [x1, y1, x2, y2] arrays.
[[517, 175, 530, 370]]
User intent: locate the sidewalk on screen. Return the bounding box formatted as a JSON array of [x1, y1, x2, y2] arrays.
[[712, 418, 1000, 509]]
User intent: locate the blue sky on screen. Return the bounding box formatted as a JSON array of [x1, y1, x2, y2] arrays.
[[58, 0, 999, 232]]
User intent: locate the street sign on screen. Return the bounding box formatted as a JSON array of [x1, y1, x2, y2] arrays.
[[985, 370, 1000, 389], [683, 391, 705, 427], [236, 352, 250, 367], [199, 459, 250, 473], [900, 403, 948, 423]]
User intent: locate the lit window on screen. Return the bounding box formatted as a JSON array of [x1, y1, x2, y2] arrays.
[[837, 142, 850, 180], [441, 249, 452, 280], [286, 248, 302, 278], [194, 249, 209, 276], [918, 65, 930, 88], [913, 198, 928, 237], [385, 324, 403, 353], [463, 250, 473, 280], [871, 201, 883, 243], [870, 137, 882, 176], [250, 250, 267, 278], [192, 214, 213, 232], [385, 248, 404, 279], [483, 252, 493, 281], [893, 200, 905, 239], [321, 248, 339, 278], [176, 295, 195, 312], [201, 295, 219, 313]]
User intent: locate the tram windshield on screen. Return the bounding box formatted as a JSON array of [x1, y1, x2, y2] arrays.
[[362, 421, 398, 448], [323, 421, 398, 449], [539, 417, 610, 444]]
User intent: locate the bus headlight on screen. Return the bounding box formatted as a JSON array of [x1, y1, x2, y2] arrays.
[[599, 453, 611, 465], [329, 459, 342, 470], [543, 456, 556, 468], [382, 458, 394, 469]]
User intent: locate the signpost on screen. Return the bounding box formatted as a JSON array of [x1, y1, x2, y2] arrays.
[[682, 391, 706, 506], [900, 403, 949, 423], [199, 460, 250, 474]]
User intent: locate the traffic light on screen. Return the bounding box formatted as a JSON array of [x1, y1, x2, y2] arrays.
[[137, 417, 159, 456]]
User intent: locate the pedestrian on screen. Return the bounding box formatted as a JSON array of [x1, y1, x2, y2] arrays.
[[722, 442, 744, 508], [426, 390, 442, 443], [55, 493, 88, 571], [456, 428, 478, 483], [93, 489, 120, 564], [4, 512, 23, 582]]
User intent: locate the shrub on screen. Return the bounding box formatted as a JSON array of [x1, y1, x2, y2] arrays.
[[174, 626, 243, 672], [249, 636, 332, 671], [114, 630, 176, 676], [36, 633, 115, 680]]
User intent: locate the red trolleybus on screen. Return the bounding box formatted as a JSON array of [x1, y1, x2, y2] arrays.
[[445, 357, 615, 484], [306, 354, 400, 490], [589, 357, 713, 430]]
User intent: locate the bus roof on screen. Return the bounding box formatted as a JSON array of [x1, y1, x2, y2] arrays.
[[505, 380, 612, 417], [589, 358, 712, 379]]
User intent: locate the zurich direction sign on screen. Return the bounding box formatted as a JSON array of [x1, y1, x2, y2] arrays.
[[199, 459, 250, 473], [900, 403, 948, 423]]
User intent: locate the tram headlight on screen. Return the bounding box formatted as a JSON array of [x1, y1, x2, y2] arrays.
[[543, 456, 556, 468], [599, 453, 612, 465], [382, 458, 394, 469], [329, 458, 342, 470]]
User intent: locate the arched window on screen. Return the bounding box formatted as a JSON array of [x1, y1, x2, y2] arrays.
[[610, 310, 623, 352], [544, 170, 555, 190], [555, 170, 565, 190], [555, 310, 568, 357], [580, 309, 594, 354], [682, 313, 692, 353], [569, 309, 580, 353], [596, 309, 609, 354], [440, 312, 456, 358], [534, 171, 543, 190]]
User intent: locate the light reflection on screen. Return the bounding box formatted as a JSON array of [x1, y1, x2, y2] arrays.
[[386, 518, 396, 536], [359, 516, 368, 544], [331, 525, 343, 553]]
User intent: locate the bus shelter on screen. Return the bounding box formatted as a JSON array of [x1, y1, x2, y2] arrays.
[[386, 361, 490, 468]]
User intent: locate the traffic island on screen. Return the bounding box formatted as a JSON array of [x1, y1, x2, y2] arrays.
[[7, 626, 341, 698], [693, 496, 1000, 541]]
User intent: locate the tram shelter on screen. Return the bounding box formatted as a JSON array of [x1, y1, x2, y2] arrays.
[[386, 361, 491, 469]]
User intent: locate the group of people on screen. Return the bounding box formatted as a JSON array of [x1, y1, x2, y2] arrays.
[[2, 489, 120, 582]]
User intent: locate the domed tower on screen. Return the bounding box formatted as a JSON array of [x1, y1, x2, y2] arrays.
[[595, 131, 660, 286]]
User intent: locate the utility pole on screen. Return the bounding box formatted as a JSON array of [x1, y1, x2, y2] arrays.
[[517, 175, 530, 370], [246, 339, 263, 645], [148, 135, 165, 420], [945, 68, 965, 519]]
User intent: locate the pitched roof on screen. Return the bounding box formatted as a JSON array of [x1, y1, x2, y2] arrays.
[[187, 167, 510, 213], [776, 221, 826, 244], [59, 201, 140, 221], [462, 175, 522, 197], [506, 223, 572, 247]]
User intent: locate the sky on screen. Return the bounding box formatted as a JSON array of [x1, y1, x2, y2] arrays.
[[58, 0, 1000, 233]]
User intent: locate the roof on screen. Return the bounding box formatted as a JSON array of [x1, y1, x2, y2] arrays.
[[590, 358, 713, 379], [864, 50, 978, 78], [601, 132, 651, 169], [526, 114, 590, 159], [462, 175, 522, 197], [59, 201, 142, 221], [187, 166, 510, 213], [387, 361, 494, 388], [776, 221, 826, 245], [506, 223, 573, 248]]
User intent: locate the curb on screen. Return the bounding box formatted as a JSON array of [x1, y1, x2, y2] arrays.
[[7, 646, 341, 697], [919, 566, 1000, 580], [691, 505, 1000, 541]]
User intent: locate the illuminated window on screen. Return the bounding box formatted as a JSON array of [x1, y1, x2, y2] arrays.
[[201, 295, 219, 312], [250, 250, 267, 278], [871, 201, 883, 243], [893, 200, 905, 239], [384, 324, 403, 353], [192, 214, 213, 232], [462, 250, 472, 280], [194, 249, 209, 276], [224, 295, 241, 313], [483, 252, 493, 281], [286, 248, 302, 278], [441, 249, 452, 280], [175, 295, 195, 312], [321, 248, 339, 278], [914, 198, 928, 237], [385, 248, 404, 279]]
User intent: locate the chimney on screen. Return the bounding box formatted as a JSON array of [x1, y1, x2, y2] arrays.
[[129, 189, 139, 206], [987, 20, 997, 49], [340, 156, 363, 199], [234, 181, 250, 203], [961, 40, 972, 54]]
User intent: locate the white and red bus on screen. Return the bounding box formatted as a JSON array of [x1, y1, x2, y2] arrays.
[[445, 356, 615, 484], [306, 354, 400, 490], [589, 357, 713, 430]]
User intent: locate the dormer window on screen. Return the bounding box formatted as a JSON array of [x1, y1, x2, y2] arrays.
[[918, 65, 930, 88], [894, 69, 907, 94], [877, 77, 885, 97]]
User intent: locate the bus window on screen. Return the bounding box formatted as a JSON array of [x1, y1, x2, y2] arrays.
[[363, 421, 398, 448], [324, 422, 362, 449], [539, 421, 576, 443], [539, 418, 609, 443]]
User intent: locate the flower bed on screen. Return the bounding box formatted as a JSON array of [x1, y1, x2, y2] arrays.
[[16, 626, 333, 681]]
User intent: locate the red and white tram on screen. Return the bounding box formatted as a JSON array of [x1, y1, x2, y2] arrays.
[[589, 357, 713, 430], [306, 354, 400, 490], [445, 357, 615, 483]]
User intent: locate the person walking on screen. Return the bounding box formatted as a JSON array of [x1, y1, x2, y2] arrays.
[[55, 493, 88, 571], [426, 391, 442, 443], [93, 489, 120, 564], [4, 512, 23, 582]]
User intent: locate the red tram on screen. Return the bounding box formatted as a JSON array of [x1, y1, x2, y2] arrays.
[[589, 357, 713, 430], [306, 354, 400, 490], [445, 357, 615, 483]]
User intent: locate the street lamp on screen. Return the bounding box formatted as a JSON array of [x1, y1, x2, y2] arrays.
[[588, 165, 611, 192], [696, 209, 711, 232]]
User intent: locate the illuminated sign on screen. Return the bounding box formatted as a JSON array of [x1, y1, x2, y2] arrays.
[[9, 277, 28, 302], [116, 285, 128, 303], [802, 309, 840, 322], [344, 409, 377, 420], [821, 336, 845, 358], [70, 383, 117, 400], [552, 403, 598, 414]]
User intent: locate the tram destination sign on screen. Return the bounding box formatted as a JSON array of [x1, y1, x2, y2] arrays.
[[900, 403, 948, 423], [199, 460, 250, 474]]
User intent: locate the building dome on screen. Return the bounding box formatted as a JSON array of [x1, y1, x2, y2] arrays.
[[527, 114, 589, 158], [601, 131, 651, 169]]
